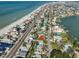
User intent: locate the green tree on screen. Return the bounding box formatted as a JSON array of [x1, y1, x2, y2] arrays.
[[50, 49, 63, 58], [62, 52, 71, 58]]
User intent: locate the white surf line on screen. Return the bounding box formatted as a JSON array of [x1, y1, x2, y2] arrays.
[[0, 3, 48, 36]]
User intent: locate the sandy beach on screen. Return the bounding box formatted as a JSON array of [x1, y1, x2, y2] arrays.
[[0, 3, 47, 36]]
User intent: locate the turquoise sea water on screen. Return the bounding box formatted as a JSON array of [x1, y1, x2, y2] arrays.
[[0, 1, 47, 29], [59, 16, 79, 41]]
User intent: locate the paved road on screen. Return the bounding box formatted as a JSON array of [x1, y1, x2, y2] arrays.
[[2, 21, 34, 58], [1, 6, 48, 58]]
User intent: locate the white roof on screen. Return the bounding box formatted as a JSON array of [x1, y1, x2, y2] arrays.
[[20, 25, 25, 29], [5, 47, 9, 53], [20, 46, 28, 52], [12, 28, 16, 32], [34, 51, 41, 54], [35, 55, 41, 58], [29, 37, 33, 41], [41, 27, 46, 31], [31, 15, 34, 19], [63, 44, 72, 52], [39, 41, 43, 45], [1, 39, 13, 44], [0, 51, 3, 53], [53, 26, 58, 28], [54, 36, 62, 41], [54, 29, 62, 33], [53, 26, 63, 32], [40, 15, 44, 18], [26, 44, 31, 49], [36, 49, 42, 52], [17, 52, 26, 57]]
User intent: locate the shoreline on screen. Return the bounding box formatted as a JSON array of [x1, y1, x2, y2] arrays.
[[0, 3, 47, 36], [0, 2, 79, 58], [57, 15, 79, 39]]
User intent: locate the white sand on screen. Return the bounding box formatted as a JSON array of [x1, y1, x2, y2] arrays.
[[0, 3, 47, 36]]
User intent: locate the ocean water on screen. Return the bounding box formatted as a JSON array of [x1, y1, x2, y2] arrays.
[[59, 16, 79, 41], [0, 1, 47, 29]]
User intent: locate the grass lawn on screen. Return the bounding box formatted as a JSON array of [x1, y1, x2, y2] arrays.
[[51, 42, 59, 49]]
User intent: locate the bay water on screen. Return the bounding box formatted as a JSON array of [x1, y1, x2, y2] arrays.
[[59, 16, 79, 41]]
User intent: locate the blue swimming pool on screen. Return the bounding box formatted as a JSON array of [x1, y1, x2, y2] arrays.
[[55, 32, 61, 36]]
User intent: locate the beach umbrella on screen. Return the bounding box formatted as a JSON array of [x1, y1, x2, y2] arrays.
[[38, 34, 45, 40]]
